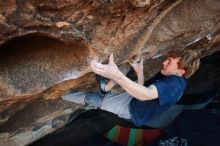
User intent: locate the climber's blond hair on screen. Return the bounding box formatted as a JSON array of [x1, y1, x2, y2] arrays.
[[169, 50, 200, 78]]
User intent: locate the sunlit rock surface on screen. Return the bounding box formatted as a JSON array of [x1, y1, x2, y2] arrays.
[[0, 0, 220, 145]]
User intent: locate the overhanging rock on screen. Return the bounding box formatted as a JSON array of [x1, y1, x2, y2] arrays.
[[0, 0, 220, 145]]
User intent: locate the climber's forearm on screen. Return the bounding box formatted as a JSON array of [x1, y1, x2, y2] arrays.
[[114, 74, 158, 101], [104, 80, 117, 91], [137, 71, 144, 85]]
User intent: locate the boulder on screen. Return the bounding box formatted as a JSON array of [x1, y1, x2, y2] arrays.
[[0, 0, 219, 145]]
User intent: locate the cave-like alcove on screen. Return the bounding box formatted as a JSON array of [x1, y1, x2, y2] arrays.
[[0, 34, 91, 98]]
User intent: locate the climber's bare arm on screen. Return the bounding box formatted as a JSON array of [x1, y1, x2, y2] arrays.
[[104, 63, 131, 91], [130, 58, 144, 85], [90, 53, 158, 101], [104, 80, 117, 91], [104, 58, 144, 91]]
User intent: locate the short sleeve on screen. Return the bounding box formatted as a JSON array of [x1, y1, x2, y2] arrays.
[[153, 76, 186, 105]]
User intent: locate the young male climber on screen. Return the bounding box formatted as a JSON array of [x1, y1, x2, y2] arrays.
[[62, 50, 200, 127]]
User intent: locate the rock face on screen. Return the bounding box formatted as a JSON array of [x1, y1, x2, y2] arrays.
[[0, 99, 84, 146], [0, 0, 220, 145]]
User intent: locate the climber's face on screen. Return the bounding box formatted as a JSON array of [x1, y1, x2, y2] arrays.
[[161, 57, 185, 77]]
